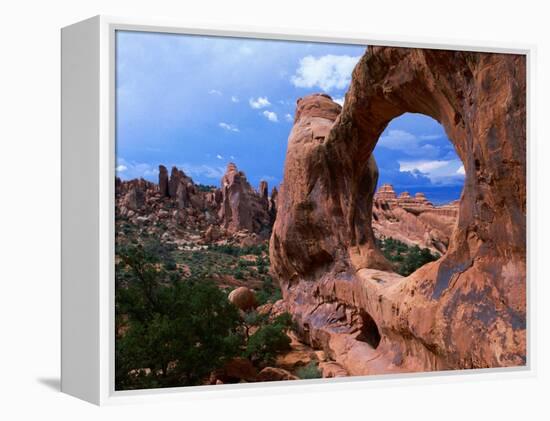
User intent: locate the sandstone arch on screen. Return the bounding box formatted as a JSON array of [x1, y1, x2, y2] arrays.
[[270, 47, 526, 375]]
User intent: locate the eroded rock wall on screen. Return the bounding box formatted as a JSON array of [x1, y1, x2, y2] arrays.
[[218, 163, 272, 235], [373, 184, 459, 254], [270, 47, 526, 375]]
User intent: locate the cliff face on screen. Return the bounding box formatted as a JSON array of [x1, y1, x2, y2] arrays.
[[218, 163, 272, 235], [373, 184, 459, 254], [270, 47, 526, 375]]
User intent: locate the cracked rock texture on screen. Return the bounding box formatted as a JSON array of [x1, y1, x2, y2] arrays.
[[270, 47, 526, 375]]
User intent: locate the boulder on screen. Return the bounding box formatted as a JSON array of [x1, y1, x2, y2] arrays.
[[228, 287, 257, 311], [210, 357, 258, 384]]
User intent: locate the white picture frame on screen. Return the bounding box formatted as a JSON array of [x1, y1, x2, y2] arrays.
[[61, 15, 535, 406]]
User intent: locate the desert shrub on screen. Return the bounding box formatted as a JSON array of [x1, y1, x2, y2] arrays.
[[209, 243, 268, 257], [376, 237, 440, 276], [164, 260, 177, 271], [244, 312, 294, 365], [115, 241, 243, 390], [256, 276, 282, 305], [295, 362, 322, 379], [196, 184, 216, 192], [209, 244, 241, 256], [242, 310, 268, 327], [245, 324, 290, 366]]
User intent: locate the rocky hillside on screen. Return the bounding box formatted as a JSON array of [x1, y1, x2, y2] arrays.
[[373, 183, 458, 254], [116, 163, 277, 247]]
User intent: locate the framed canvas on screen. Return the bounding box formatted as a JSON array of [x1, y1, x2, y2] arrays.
[[61, 15, 533, 405]]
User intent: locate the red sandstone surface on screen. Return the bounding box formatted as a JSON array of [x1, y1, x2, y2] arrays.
[[373, 183, 458, 254], [270, 47, 526, 376]]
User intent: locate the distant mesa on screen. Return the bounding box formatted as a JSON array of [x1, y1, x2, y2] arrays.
[[372, 183, 458, 253], [374, 183, 457, 215]]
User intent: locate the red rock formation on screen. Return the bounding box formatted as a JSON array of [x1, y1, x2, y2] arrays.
[[373, 184, 458, 253], [259, 180, 269, 206], [175, 182, 190, 209], [116, 162, 275, 246], [210, 357, 258, 384], [158, 165, 169, 197], [269, 186, 278, 224], [116, 166, 221, 243], [167, 166, 193, 199], [270, 48, 526, 376], [256, 367, 299, 382], [117, 178, 154, 212], [218, 163, 271, 235], [374, 183, 398, 204]]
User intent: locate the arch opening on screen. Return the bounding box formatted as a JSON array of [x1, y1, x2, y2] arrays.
[[370, 112, 465, 276], [355, 311, 381, 349]]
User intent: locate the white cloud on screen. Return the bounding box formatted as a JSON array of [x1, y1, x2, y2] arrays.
[[377, 129, 442, 158], [456, 165, 465, 175], [219, 122, 239, 132], [398, 159, 465, 185], [216, 154, 223, 160], [230, 155, 236, 160], [285, 113, 293, 122], [290, 54, 361, 92], [333, 97, 345, 106], [249, 96, 271, 109], [378, 129, 417, 150], [208, 89, 222, 95], [262, 110, 278, 122], [231, 96, 239, 103], [400, 160, 448, 173], [179, 164, 226, 180], [115, 159, 158, 180], [115, 160, 226, 182], [420, 134, 443, 140]]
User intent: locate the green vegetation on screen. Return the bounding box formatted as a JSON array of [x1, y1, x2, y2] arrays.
[[115, 242, 243, 390], [376, 237, 440, 276], [115, 235, 291, 389], [171, 241, 280, 305], [209, 243, 268, 256], [245, 313, 294, 366], [195, 184, 217, 192], [295, 362, 323, 379], [256, 275, 282, 305]]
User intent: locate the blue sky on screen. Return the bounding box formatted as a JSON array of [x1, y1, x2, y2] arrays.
[[116, 30, 464, 204]]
